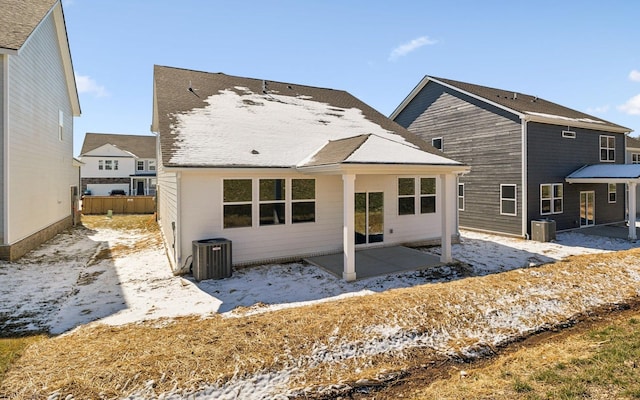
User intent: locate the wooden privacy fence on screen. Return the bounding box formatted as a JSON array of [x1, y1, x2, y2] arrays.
[[82, 196, 156, 215]]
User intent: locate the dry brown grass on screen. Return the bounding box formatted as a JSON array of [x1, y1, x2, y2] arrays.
[[81, 214, 159, 233], [2, 227, 640, 398]]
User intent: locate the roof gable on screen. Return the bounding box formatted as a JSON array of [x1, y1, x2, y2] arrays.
[[391, 76, 630, 133], [80, 133, 156, 158], [0, 0, 57, 52], [626, 135, 640, 150], [153, 66, 457, 169], [82, 143, 135, 158]]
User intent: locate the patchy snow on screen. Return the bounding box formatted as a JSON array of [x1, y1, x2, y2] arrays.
[[169, 88, 421, 167], [344, 134, 460, 165], [526, 111, 606, 125], [2, 222, 640, 399]]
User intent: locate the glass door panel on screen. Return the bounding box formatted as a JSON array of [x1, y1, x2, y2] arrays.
[[355, 192, 367, 244], [354, 192, 384, 244], [580, 191, 595, 227]]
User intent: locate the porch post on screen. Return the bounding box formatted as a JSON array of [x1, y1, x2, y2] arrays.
[[342, 174, 356, 281], [439, 174, 453, 263], [629, 181, 637, 241]]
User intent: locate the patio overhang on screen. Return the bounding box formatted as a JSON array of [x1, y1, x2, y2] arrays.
[[566, 164, 640, 240]]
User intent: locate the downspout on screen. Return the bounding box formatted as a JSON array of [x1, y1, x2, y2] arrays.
[[175, 171, 182, 271], [521, 117, 529, 239], [2, 55, 10, 245]]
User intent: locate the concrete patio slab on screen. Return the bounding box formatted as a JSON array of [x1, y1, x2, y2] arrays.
[[576, 223, 639, 241], [305, 246, 442, 280]]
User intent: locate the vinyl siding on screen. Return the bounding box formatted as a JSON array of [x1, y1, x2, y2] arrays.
[[0, 55, 5, 241], [394, 82, 523, 236], [526, 122, 626, 231], [5, 12, 76, 244], [175, 171, 456, 271], [157, 167, 178, 268]]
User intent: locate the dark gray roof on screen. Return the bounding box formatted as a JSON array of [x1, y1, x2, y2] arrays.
[[302, 135, 369, 167], [430, 76, 630, 132], [153, 65, 453, 168], [627, 135, 640, 149], [80, 133, 156, 159], [0, 0, 57, 51]]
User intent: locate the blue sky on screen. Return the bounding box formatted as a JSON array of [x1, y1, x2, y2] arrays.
[[63, 1, 640, 156]]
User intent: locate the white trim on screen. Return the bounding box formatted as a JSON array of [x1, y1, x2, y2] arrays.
[[600, 134, 616, 162], [2, 54, 8, 244], [562, 130, 576, 139], [500, 184, 517, 216], [608, 183, 617, 203], [439, 174, 452, 263], [521, 118, 528, 237], [457, 183, 465, 211], [540, 183, 563, 215], [579, 191, 596, 227], [432, 137, 443, 151], [342, 174, 356, 281]]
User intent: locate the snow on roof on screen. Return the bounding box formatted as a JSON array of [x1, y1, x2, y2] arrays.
[[169, 88, 431, 167], [345, 134, 460, 165], [526, 111, 605, 125], [566, 164, 640, 180]]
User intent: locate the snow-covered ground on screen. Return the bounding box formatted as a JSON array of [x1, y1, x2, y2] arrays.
[[0, 224, 636, 335], [2, 223, 640, 399]]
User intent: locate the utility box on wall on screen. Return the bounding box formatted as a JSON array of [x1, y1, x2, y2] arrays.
[[531, 219, 556, 242], [192, 238, 233, 281]]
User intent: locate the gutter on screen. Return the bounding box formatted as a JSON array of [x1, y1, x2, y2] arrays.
[[521, 116, 529, 239]]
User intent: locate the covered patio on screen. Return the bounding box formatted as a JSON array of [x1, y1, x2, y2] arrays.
[[305, 246, 442, 280], [566, 164, 640, 241]]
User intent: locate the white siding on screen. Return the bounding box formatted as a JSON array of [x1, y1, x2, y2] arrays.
[[80, 156, 136, 178], [6, 13, 76, 244], [0, 54, 5, 241], [157, 167, 178, 269], [86, 183, 129, 196], [173, 170, 457, 272]]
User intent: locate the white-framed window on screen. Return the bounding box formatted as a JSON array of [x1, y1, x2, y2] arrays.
[[223, 179, 252, 228], [149, 160, 156, 171], [137, 161, 145, 171], [259, 179, 286, 226], [114, 160, 118, 170], [432, 137, 443, 151], [500, 184, 517, 216], [608, 183, 617, 203], [632, 153, 640, 164], [105, 160, 113, 170], [562, 130, 576, 139], [291, 179, 315, 223], [541, 183, 563, 214], [98, 160, 104, 170], [458, 183, 464, 211], [600, 135, 615, 162], [398, 177, 436, 215], [58, 110, 64, 141]]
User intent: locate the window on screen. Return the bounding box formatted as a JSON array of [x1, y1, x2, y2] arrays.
[[562, 130, 576, 139], [259, 179, 285, 225], [541, 183, 563, 214], [458, 183, 465, 211], [105, 160, 113, 170], [600, 135, 615, 162], [113, 160, 119, 171], [223, 179, 252, 228], [432, 137, 443, 150], [398, 177, 436, 215], [398, 178, 415, 215], [420, 178, 436, 214], [500, 184, 517, 216], [149, 160, 156, 171], [633, 153, 640, 164], [98, 160, 104, 170], [137, 161, 144, 171], [58, 110, 64, 141], [608, 183, 617, 203], [292, 179, 315, 223]]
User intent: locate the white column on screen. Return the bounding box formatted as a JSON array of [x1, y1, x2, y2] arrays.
[[342, 174, 356, 281], [439, 174, 453, 263], [629, 182, 637, 241]]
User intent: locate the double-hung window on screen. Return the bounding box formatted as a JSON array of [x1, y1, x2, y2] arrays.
[[137, 161, 145, 171], [98, 160, 104, 170], [398, 177, 437, 215], [223, 179, 252, 228], [292, 179, 315, 223], [259, 179, 286, 225], [458, 183, 465, 211], [105, 160, 113, 170], [500, 184, 517, 216], [398, 178, 416, 215], [420, 178, 436, 213], [608, 183, 617, 203], [633, 154, 640, 164], [600, 135, 615, 162], [541, 183, 563, 214]]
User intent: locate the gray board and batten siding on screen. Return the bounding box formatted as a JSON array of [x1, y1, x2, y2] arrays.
[[394, 80, 523, 236], [526, 122, 626, 231]]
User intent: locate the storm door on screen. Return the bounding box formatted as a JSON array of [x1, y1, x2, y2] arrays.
[[355, 192, 384, 245], [580, 191, 595, 227]]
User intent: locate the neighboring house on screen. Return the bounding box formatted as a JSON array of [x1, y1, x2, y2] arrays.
[[391, 76, 632, 238], [0, 0, 81, 260], [151, 65, 469, 281], [79, 133, 157, 196]]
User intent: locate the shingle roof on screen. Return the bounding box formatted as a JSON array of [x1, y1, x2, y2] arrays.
[[153, 65, 459, 168], [80, 133, 156, 159], [393, 75, 630, 133], [627, 135, 640, 150], [0, 0, 57, 51]]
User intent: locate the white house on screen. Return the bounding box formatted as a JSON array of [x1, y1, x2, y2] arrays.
[[0, 0, 81, 260], [151, 66, 469, 281], [79, 133, 156, 196]]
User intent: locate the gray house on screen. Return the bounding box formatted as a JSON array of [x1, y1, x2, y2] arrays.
[[391, 76, 632, 238]]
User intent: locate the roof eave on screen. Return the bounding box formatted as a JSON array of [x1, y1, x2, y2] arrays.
[[296, 162, 470, 175], [52, 2, 80, 116], [524, 114, 630, 134]]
